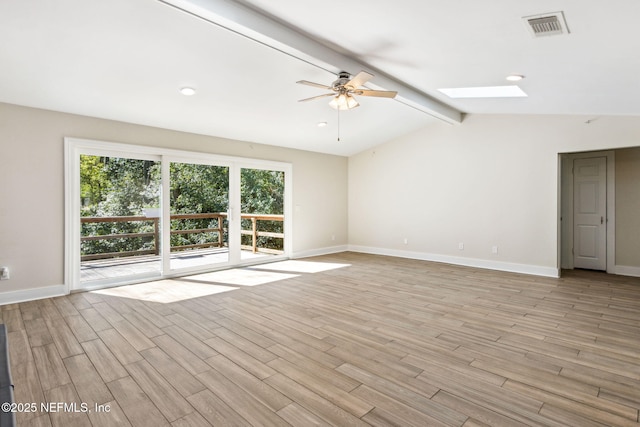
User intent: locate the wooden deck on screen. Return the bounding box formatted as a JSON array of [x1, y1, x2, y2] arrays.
[[81, 248, 274, 282], [3, 252, 640, 426]]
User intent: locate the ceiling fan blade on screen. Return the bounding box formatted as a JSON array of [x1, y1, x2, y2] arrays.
[[353, 89, 398, 98], [298, 93, 335, 102], [346, 71, 374, 88], [296, 80, 333, 90]]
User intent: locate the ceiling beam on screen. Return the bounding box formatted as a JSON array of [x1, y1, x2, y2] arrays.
[[158, 0, 463, 124]]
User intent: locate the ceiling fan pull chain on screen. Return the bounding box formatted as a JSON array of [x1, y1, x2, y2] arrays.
[[337, 108, 341, 142]]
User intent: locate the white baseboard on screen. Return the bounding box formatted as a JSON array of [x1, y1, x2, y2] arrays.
[[348, 245, 560, 278], [0, 284, 67, 306], [292, 245, 349, 259], [611, 265, 640, 278]]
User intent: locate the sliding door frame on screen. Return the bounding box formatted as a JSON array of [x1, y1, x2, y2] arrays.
[[65, 137, 293, 293]]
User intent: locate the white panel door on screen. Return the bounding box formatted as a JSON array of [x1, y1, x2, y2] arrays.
[[573, 157, 607, 270]]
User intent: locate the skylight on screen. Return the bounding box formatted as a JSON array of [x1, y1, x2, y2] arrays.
[[438, 86, 528, 98]]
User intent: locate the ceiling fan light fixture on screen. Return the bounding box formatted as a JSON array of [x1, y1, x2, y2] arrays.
[[346, 96, 359, 109], [329, 93, 359, 110], [297, 71, 394, 111]]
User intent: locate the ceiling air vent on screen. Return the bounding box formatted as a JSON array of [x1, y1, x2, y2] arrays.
[[523, 12, 569, 37]]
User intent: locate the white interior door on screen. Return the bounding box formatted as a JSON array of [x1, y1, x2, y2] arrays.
[[573, 157, 607, 270]]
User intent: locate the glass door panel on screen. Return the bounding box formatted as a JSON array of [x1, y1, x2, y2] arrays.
[[79, 155, 162, 285], [169, 162, 230, 270], [240, 168, 285, 261]]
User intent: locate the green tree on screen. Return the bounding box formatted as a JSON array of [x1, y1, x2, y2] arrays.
[[241, 168, 284, 215], [169, 163, 229, 249], [80, 157, 285, 256], [80, 156, 160, 256], [79, 155, 109, 212], [241, 168, 284, 250]]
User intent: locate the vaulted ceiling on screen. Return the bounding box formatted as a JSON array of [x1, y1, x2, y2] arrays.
[[1, 0, 639, 156]]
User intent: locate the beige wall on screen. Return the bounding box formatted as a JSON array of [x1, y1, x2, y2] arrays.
[[615, 147, 640, 266], [0, 102, 348, 295], [348, 114, 640, 275], [2, 103, 640, 299]]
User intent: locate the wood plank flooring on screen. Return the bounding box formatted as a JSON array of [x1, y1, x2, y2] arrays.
[[3, 252, 640, 426]]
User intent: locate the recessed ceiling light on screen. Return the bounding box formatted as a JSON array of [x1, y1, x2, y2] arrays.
[[179, 87, 196, 96], [506, 74, 525, 82], [438, 86, 528, 98], [317, 121, 328, 127]]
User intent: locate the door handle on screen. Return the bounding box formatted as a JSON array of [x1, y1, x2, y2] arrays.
[[601, 216, 604, 224]]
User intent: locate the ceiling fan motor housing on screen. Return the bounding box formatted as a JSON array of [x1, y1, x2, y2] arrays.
[[333, 72, 352, 89]]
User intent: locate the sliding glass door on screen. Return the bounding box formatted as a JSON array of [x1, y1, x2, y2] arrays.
[[240, 167, 286, 261], [168, 161, 230, 271], [78, 153, 162, 287], [66, 138, 292, 291]]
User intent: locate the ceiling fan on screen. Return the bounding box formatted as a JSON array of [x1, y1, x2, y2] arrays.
[[297, 71, 397, 110]]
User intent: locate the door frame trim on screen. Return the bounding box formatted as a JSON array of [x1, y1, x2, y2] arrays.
[[560, 150, 615, 272]]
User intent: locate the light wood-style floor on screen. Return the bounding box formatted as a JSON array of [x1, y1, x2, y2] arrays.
[[3, 252, 640, 426]]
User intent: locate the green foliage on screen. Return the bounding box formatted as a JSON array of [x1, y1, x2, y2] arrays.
[[80, 158, 285, 257], [80, 156, 160, 256], [170, 163, 229, 250], [241, 169, 284, 215], [80, 155, 160, 217], [170, 163, 229, 213], [80, 155, 109, 209], [241, 169, 284, 250]]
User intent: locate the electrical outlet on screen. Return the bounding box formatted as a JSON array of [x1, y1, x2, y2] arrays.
[[403, 238, 408, 245], [492, 246, 499, 254], [458, 242, 464, 250], [0, 267, 9, 280], [331, 235, 336, 241]]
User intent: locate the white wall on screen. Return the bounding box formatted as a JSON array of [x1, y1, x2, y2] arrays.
[[0, 103, 347, 301], [348, 114, 640, 276]]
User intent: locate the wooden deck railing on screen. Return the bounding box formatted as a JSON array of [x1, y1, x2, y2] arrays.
[[80, 213, 284, 261], [238, 214, 285, 255], [80, 215, 161, 261]]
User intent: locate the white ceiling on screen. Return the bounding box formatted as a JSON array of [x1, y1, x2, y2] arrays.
[[1, 0, 639, 156]]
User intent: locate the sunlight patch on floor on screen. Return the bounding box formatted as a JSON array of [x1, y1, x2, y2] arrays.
[[186, 268, 299, 286], [248, 259, 351, 273], [90, 260, 343, 303], [92, 279, 238, 303]]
